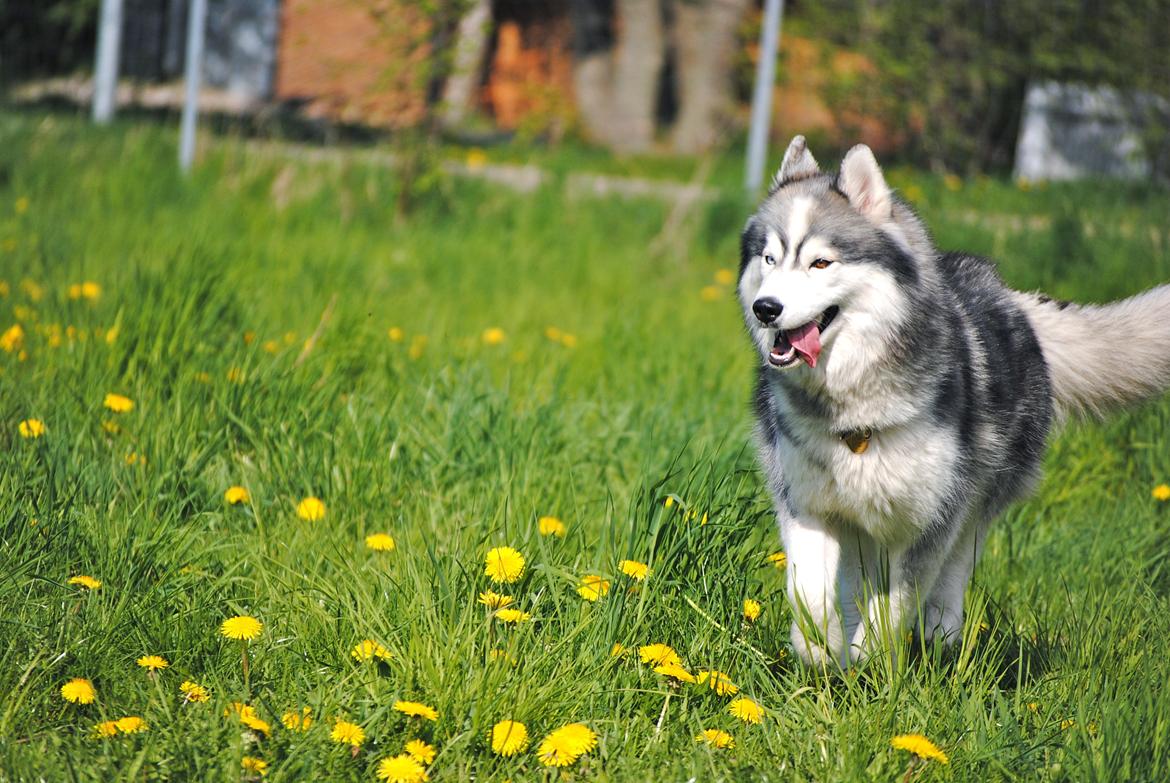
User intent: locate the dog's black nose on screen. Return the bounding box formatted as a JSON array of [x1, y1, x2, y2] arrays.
[[752, 297, 783, 325]]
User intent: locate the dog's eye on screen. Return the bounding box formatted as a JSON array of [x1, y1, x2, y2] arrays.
[[763, 253, 776, 266], [811, 258, 834, 270]]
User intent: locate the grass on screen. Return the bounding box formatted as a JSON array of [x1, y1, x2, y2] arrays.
[[2, 111, 1170, 781]]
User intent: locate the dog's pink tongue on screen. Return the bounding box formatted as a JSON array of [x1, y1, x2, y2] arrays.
[[787, 322, 822, 367]]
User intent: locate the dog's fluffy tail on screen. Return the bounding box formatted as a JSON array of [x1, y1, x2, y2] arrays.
[[1016, 285, 1170, 419]]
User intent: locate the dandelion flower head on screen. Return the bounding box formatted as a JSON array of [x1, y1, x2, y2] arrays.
[[331, 719, 365, 747], [728, 697, 764, 724], [18, 419, 45, 438], [639, 643, 682, 667], [394, 700, 439, 721], [695, 729, 734, 749], [103, 393, 134, 413], [490, 719, 529, 756], [68, 575, 102, 590], [296, 496, 326, 521], [366, 533, 396, 551], [221, 615, 263, 641], [224, 486, 250, 505], [405, 739, 436, 765], [376, 755, 429, 783], [697, 669, 738, 696], [61, 678, 96, 704], [136, 655, 169, 671], [484, 546, 525, 583], [619, 559, 650, 581], [577, 574, 611, 602], [538, 516, 566, 537], [890, 733, 949, 764]]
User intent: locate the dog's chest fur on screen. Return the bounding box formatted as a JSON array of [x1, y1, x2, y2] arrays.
[[757, 378, 962, 546]]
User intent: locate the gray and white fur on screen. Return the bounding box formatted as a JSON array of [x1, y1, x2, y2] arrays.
[[739, 136, 1170, 667]]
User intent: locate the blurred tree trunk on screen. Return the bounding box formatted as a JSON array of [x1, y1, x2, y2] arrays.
[[571, 0, 616, 146], [608, 0, 664, 152], [569, 0, 746, 153], [440, 0, 493, 129], [670, 0, 750, 153]]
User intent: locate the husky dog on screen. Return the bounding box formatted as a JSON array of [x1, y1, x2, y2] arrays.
[[740, 136, 1170, 667]]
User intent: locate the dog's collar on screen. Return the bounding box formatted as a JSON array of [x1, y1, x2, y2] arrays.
[[839, 427, 873, 454]]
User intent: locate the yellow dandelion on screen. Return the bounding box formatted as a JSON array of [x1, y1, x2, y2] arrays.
[[18, 418, 45, 438], [477, 590, 513, 609], [262, 339, 279, 354], [560, 333, 578, 348], [577, 574, 611, 602], [351, 639, 392, 662], [638, 643, 682, 667], [611, 642, 628, 658], [224, 486, 250, 505], [296, 496, 326, 521], [944, 173, 963, 192], [695, 729, 734, 749], [619, 559, 650, 581], [482, 327, 506, 345], [714, 268, 735, 285], [664, 496, 675, 509], [696, 669, 738, 696], [67, 575, 102, 590], [221, 614, 263, 641], [405, 739, 436, 765], [103, 393, 134, 413], [1026, 702, 1040, 713], [136, 655, 169, 671], [890, 733, 949, 764], [488, 648, 516, 665], [538, 515, 567, 537], [15, 196, 29, 214], [227, 367, 246, 384], [281, 707, 313, 731], [495, 608, 531, 624], [180, 680, 210, 703], [124, 451, 146, 466], [743, 599, 761, 622], [241, 756, 269, 776], [61, 678, 96, 704], [767, 551, 787, 569], [408, 335, 427, 359], [490, 720, 529, 756], [365, 532, 396, 551], [484, 546, 525, 583], [728, 697, 764, 724], [653, 662, 696, 683], [1060, 718, 1076, 730], [376, 754, 429, 783], [388, 327, 404, 342], [394, 700, 439, 721], [101, 418, 120, 435], [94, 720, 118, 738], [544, 326, 563, 342], [114, 716, 147, 734], [537, 723, 597, 767], [1, 324, 25, 352], [700, 285, 722, 302], [1153, 484, 1170, 502], [228, 704, 271, 735], [331, 719, 365, 747]]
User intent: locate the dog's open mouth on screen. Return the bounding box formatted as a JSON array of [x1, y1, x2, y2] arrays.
[[768, 306, 839, 369]]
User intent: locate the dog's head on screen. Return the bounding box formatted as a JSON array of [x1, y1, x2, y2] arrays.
[[738, 137, 930, 375]]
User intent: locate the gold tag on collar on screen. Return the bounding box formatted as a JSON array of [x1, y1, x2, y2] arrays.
[[842, 428, 873, 454]]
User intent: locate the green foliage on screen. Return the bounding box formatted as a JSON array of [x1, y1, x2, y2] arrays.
[[2, 114, 1170, 780], [798, 0, 1170, 173]]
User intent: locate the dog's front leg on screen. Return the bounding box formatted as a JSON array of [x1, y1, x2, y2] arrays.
[[849, 535, 948, 664], [784, 514, 853, 668]]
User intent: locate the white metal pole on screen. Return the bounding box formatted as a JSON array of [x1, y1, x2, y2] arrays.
[[180, 0, 209, 171], [745, 0, 784, 192], [92, 0, 124, 123]]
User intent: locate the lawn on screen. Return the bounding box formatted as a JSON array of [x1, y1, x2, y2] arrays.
[[2, 112, 1170, 781]]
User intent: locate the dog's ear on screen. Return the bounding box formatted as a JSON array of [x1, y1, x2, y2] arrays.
[[770, 135, 819, 192], [837, 144, 892, 223]]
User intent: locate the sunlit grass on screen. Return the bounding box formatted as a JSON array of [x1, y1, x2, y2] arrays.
[[2, 113, 1170, 780]]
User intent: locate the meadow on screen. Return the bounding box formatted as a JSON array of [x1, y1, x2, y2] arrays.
[[2, 112, 1170, 781]]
